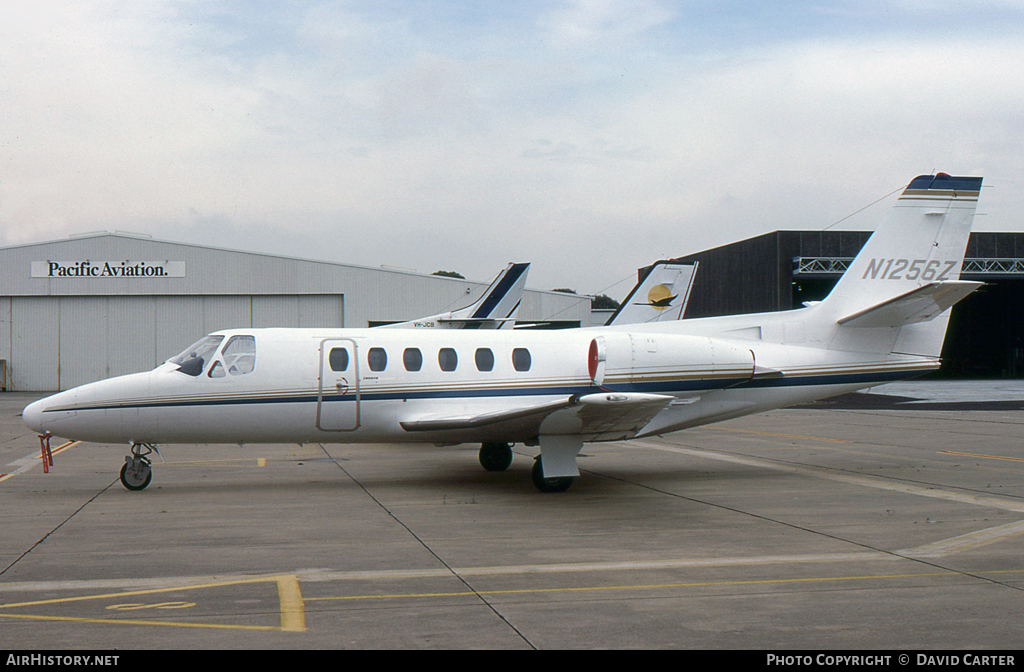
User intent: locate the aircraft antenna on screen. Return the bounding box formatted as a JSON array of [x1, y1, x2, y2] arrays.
[[822, 184, 904, 231]]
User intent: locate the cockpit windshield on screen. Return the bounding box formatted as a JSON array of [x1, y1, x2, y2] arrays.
[[169, 335, 224, 376]]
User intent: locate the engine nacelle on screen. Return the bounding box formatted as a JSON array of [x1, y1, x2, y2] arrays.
[[589, 333, 754, 392]]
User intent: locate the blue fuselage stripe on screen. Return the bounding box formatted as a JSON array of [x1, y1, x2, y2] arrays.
[[42, 368, 929, 415]]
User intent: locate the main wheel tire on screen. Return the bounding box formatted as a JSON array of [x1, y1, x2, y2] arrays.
[[479, 442, 513, 472], [531, 458, 574, 493], [120, 461, 152, 491]]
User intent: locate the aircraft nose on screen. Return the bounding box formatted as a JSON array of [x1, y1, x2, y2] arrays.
[[22, 398, 46, 434]]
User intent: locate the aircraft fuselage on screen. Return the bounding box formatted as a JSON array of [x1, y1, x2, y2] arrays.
[[23, 322, 934, 447]]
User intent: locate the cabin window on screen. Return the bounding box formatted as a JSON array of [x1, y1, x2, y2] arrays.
[[403, 348, 423, 371], [438, 348, 458, 372], [368, 347, 388, 372], [208, 361, 226, 378], [512, 348, 532, 372], [329, 348, 349, 372], [475, 348, 494, 371], [221, 335, 256, 375], [170, 335, 224, 377]]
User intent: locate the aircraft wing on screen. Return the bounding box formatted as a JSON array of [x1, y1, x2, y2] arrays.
[[400, 392, 675, 441], [399, 397, 578, 432], [837, 281, 982, 328]]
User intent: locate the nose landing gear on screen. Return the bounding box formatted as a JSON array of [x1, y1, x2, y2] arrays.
[[120, 443, 156, 491]]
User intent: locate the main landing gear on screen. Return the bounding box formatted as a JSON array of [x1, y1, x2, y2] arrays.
[[531, 458, 574, 493], [120, 443, 155, 491], [478, 441, 575, 493], [478, 442, 513, 472]]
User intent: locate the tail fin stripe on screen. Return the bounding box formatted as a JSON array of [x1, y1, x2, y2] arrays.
[[471, 263, 529, 318]]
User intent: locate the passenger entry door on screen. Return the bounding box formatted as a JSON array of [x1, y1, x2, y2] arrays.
[[317, 339, 360, 431]]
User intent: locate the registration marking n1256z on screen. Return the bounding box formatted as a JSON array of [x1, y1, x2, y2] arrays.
[[861, 259, 956, 281]]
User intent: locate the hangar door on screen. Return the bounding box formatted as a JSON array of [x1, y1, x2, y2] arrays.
[[6, 294, 342, 391]]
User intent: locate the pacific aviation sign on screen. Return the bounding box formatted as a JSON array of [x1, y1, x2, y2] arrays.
[[31, 261, 186, 279]]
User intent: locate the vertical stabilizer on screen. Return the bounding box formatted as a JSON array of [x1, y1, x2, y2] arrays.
[[823, 174, 982, 316], [606, 261, 698, 325], [822, 174, 983, 357], [382, 262, 530, 329]]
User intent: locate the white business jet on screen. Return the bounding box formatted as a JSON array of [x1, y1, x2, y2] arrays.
[[23, 174, 984, 493]]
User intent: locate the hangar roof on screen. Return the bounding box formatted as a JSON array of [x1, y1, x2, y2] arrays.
[[0, 232, 591, 327]]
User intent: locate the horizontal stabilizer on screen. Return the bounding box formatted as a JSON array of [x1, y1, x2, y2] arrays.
[[837, 281, 982, 329], [437, 317, 517, 325]]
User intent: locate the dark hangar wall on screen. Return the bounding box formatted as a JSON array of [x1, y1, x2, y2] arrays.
[[673, 231, 873, 317]]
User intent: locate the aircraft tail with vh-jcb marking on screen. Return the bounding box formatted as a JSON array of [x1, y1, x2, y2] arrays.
[[819, 173, 983, 358], [382, 262, 530, 330]]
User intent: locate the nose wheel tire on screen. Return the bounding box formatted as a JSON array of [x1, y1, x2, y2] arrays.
[[120, 458, 152, 491], [120, 443, 156, 491], [531, 458, 574, 493]]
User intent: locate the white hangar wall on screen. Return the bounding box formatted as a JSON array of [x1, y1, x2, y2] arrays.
[[0, 233, 591, 391]]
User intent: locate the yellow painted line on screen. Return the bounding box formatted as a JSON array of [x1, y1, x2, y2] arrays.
[[162, 458, 268, 467], [55, 440, 78, 451], [49, 441, 80, 456], [305, 569, 1024, 604], [0, 441, 79, 482], [0, 574, 305, 633], [106, 601, 196, 611], [0, 575, 289, 609], [940, 450, 1024, 464], [0, 612, 282, 630], [707, 427, 850, 444], [276, 574, 306, 632]]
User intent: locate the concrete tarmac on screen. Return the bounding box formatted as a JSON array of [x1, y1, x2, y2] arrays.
[[1, 383, 1023, 650]]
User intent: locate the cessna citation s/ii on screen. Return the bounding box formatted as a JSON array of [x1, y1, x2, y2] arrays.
[[23, 174, 984, 493]]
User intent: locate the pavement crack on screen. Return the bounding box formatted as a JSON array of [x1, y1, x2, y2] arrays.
[[0, 480, 117, 578], [317, 444, 538, 650]]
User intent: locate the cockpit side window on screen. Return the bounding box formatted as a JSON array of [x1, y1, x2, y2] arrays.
[[170, 335, 224, 377], [221, 335, 256, 376]]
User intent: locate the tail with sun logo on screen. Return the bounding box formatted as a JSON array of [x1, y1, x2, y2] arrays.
[[605, 261, 698, 326]]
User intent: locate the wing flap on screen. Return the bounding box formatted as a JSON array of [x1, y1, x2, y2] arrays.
[[572, 392, 675, 440], [399, 397, 576, 432], [399, 392, 676, 442]]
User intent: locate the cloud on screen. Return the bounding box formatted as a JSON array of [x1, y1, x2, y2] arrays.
[[1, 2, 1022, 298], [537, 0, 679, 47]]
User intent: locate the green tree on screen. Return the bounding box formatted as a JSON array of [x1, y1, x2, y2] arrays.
[[432, 270, 465, 279], [591, 294, 620, 310]]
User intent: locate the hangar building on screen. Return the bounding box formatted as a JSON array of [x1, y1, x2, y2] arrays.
[[671, 231, 1024, 378], [0, 232, 591, 391]]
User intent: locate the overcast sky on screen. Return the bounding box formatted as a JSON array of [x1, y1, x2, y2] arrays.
[[2, 1, 1022, 300]]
